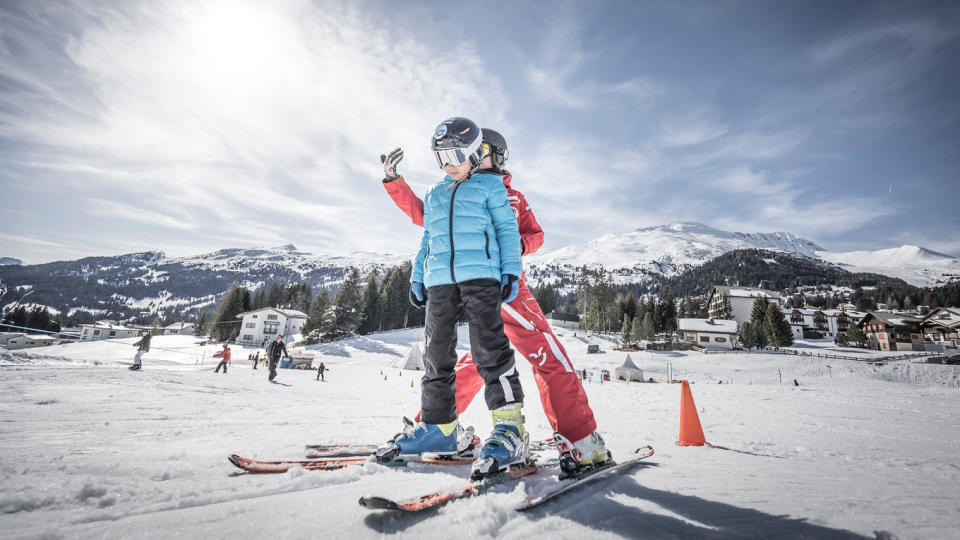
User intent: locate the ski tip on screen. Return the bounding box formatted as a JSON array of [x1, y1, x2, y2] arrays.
[[359, 495, 401, 511]]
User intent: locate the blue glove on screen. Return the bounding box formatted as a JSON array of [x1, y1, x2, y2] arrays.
[[409, 281, 427, 308], [500, 274, 519, 303]]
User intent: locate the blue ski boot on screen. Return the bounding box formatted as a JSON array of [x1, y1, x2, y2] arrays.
[[375, 419, 475, 462], [471, 403, 529, 480]]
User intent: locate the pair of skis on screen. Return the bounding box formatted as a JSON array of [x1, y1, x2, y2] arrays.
[[359, 445, 654, 512], [229, 440, 654, 512]]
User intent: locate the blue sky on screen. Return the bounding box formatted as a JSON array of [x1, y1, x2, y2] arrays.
[[1, 0, 958, 264]]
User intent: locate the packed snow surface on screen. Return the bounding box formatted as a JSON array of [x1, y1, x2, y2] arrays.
[[2, 330, 959, 539]]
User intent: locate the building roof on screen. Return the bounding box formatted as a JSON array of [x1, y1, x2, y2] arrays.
[[712, 285, 781, 301], [860, 311, 922, 329], [821, 309, 867, 318], [782, 308, 819, 316], [921, 307, 960, 329], [24, 334, 56, 340], [81, 321, 138, 330], [678, 318, 738, 334], [236, 307, 308, 319], [164, 322, 196, 330]]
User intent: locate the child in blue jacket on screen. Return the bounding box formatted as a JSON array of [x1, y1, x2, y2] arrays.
[[381, 117, 526, 478]]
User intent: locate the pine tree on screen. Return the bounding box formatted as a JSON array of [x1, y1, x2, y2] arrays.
[[378, 266, 407, 330], [846, 323, 866, 348], [658, 288, 677, 333], [329, 268, 363, 339], [620, 313, 632, 345], [359, 270, 381, 335], [750, 297, 769, 326], [251, 289, 267, 310], [641, 312, 656, 341], [208, 284, 248, 342], [302, 290, 332, 344], [266, 284, 285, 309], [622, 293, 637, 321], [764, 306, 793, 348], [195, 313, 208, 336], [629, 316, 643, 343], [739, 321, 756, 350], [286, 283, 312, 313]]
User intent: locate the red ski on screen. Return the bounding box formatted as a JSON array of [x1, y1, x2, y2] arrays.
[[358, 461, 541, 512]]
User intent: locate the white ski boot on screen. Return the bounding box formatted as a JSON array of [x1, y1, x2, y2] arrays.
[[554, 431, 612, 478]]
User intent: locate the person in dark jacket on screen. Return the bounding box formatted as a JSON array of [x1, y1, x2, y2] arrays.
[[316, 362, 326, 381], [252, 351, 259, 370], [130, 331, 151, 370], [265, 335, 287, 382]]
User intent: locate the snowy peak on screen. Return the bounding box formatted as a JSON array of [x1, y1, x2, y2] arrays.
[[817, 245, 960, 287], [527, 222, 823, 277], [525, 222, 957, 288]]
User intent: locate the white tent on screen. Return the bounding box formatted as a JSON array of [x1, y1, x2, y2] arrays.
[[615, 354, 644, 382], [401, 343, 425, 371]]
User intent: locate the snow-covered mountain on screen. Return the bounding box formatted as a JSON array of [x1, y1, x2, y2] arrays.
[[0, 245, 411, 323], [3, 225, 957, 324], [817, 245, 960, 288], [525, 222, 959, 288], [0, 257, 22, 266]]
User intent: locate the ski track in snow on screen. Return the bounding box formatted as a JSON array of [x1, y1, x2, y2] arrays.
[[1, 331, 959, 539]]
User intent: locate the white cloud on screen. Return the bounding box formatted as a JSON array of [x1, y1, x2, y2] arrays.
[[0, 0, 507, 261]]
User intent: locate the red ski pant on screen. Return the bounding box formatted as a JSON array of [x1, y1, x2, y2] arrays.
[[415, 277, 597, 442]]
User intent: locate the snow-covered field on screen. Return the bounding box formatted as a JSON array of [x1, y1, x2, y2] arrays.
[[2, 330, 959, 539]]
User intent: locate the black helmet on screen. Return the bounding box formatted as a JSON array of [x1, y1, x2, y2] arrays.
[[431, 117, 483, 168], [481, 128, 509, 169]]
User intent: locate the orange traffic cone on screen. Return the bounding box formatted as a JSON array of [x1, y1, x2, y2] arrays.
[[676, 380, 706, 446]]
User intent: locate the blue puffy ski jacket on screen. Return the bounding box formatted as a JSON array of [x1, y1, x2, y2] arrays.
[[412, 172, 522, 289]]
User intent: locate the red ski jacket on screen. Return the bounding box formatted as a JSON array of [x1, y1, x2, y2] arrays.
[[213, 348, 231, 363], [383, 173, 544, 255]]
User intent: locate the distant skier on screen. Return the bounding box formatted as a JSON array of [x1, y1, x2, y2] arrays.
[[316, 362, 326, 381], [213, 344, 231, 373], [130, 331, 151, 370], [265, 335, 287, 382], [252, 351, 260, 370]]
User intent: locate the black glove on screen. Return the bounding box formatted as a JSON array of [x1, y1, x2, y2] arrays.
[[409, 281, 427, 309], [500, 274, 519, 303], [381, 147, 403, 182]]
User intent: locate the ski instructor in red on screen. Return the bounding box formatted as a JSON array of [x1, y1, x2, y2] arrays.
[[379, 128, 610, 472]]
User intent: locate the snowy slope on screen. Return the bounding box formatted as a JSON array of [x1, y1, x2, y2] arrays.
[[170, 244, 411, 278], [817, 245, 960, 288], [2, 330, 959, 539]]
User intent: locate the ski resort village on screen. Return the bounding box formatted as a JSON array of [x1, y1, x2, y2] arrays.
[[3, 1, 960, 539]]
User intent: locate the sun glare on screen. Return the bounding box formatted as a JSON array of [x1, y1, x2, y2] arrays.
[[186, 2, 294, 88]]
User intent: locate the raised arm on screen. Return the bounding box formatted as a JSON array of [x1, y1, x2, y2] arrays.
[[383, 176, 425, 227]]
